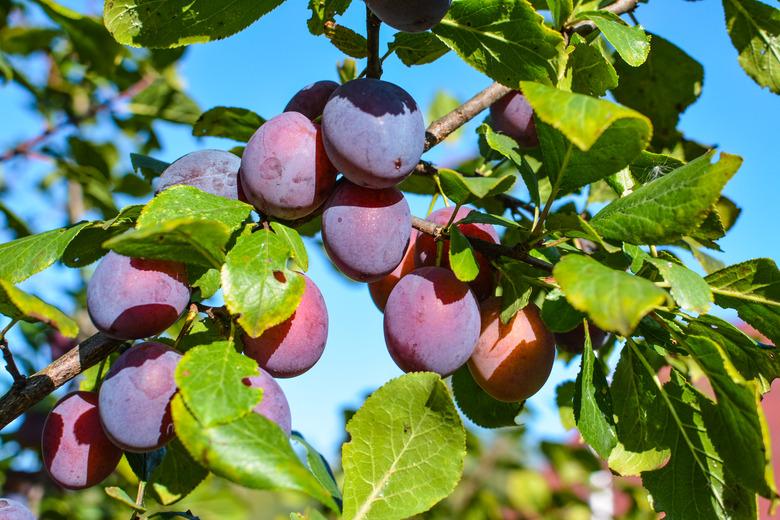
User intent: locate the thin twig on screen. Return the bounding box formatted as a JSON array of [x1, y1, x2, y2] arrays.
[[365, 6, 383, 80], [0, 320, 24, 384]]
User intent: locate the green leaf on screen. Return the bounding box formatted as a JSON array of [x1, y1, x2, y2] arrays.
[[612, 34, 704, 148], [0, 280, 78, 337], [546, 0, 572, 29], [342, 373, 466, 520], [497, 260, 543, 324], [521, 81, 652, 151], [193, 107, 265, 142], [452, 366, 523, 429], [129, 78, 201, 125], [480, 124, 539, 205], [0, 51, 10, 83], [578, 11, 650, 67], [705, 258, 780, 345], [683, 335, 778, 499], [540, 288, 585, 333], [428, 91, 462, 142], [105, 218, 231, 268], [131, 153, 170, 182], [0, 27, 60, 56], [722, 0, 780, 94], [222, 230, 305, 338], [104, 0, 286, 48], [307, 0, 352, 35], [0, 223, 89, 283], [448, 227, 479, 283], [270, 222, 309, 272], [150, 438, 209, 506], [323, 23, 368, 58], [573, 327, 617, 459], [175, 341, 261, 427], [62, 207, 142, 267], [646, 257, 713, 314], [566, 34, 618, 97], [290, 432, 342, 507], [105, 486, 146, 512], [172, 395, 338, 510], [590, 152, 742, 245], [438, 169, 516, 205], [389, 32, 449, 67], [432, 0, 564, 87], [554, 255, 668, 336], [556, 381, 575, 430], [608, 442, 670, 477], [137, 185, 253, 231]]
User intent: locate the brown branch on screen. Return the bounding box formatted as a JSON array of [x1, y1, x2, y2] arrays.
[[0, 333, 124, 430], [365, 6, 383, 79], [566, 0, 640, 38], [411, 216, 553, 272], [424, 82, 511, 151], [0, 75, 155, 164]]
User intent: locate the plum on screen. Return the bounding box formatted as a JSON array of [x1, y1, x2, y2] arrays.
[[366, 0, 451, 33], [244, 369, 292, 436], [384, 267, 480, 376], [244, 275, 328, 378], [241, 112, 337, 220], [414, 206, 500, 300], [0, 498, 35, 520], [368, 232, 417, 312], [87, 252, 190, 340], [490, 91, 538, 148], [468, 300, 555, 402], [322, 79, 424, 189], [554, 323, 608, 354], [322, 180, 411, 282], [41, 391, 122, 490], [156, 150, 241, 199], [284, 80, 340, 120], [99, 342, 182, 452]]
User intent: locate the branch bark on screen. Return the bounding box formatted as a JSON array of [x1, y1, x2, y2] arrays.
[[0, 334, 124, 430], [424, 82, 511, 151], [365, 6, 383, 80]]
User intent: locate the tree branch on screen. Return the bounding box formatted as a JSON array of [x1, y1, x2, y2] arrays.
[[0, 333, 124, 430], [365, 6, 383, 80], [425, 82, 511, 151]]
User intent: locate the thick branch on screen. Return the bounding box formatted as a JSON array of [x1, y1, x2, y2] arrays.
[[411, 216, 553, 272], [0, 333, 124, 430], [425, 82, 511, 151], [365, 7, 383, 79]]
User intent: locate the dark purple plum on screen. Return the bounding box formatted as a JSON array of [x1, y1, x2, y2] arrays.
[[384, 267, 480, 376], [469, 300, 555, 402], [98, 342, 182, 452], [87, 252, 190, 340], [322, 79, 424, 189], [490, 91, 539, 148], [241, 112, 338, 220], [554, 323, 608, 354], [368, 232, 417, 312], [156, 150, 241, 199], [41, 392, 122, 490], [322, 181, 411, 282], [414, 206, 500, 300], [0, 498, 35, 520], [244, 369, 292, 436], [244, 275, 328, 378], [284, 80, 340, 120], [366, 0, 451, 33]]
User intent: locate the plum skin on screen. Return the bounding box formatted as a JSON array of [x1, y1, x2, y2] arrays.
[[284, 80, 340, 120], [87, 252, 190, 340], [366, 0, 451, 33], [414, 206, 500, 300], [244, 275, 328, 378], [554, 323, 608, 354], [490, 91, 539, 148], [245, 369, 292, 436], [322, 79, 425, 189], [41, 391, 123, 490], [240, 112, 337, 220], [322, 181, 411, 282], [98, 342, 182, 452], [0, 498, 35, 520], [468, 300, 556, 402], [384, 266, 481, 376], [368, 232, 417, 312], [156, 150, 241, 200]]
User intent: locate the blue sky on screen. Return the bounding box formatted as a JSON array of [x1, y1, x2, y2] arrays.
[[0, 1, 778, 460]]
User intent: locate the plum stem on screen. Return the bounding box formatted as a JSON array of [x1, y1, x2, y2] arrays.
[[365, 6, 383, 79]]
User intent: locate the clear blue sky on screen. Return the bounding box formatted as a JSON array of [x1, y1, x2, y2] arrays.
[[0, 1, 778, 460]]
